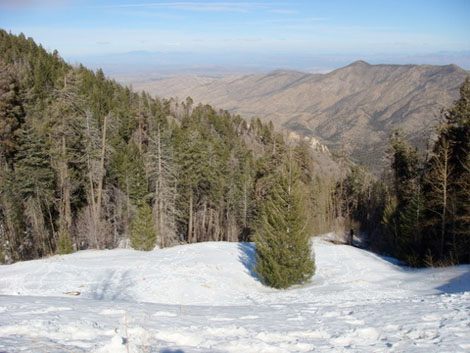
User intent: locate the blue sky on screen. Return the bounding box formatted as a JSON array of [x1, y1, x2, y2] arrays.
[[1, 0, 469, 71]]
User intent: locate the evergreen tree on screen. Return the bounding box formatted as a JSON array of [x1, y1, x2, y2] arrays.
[[389, 131, 420, 205], [57, 229, 73, 254], [111, 139, 147, 204], [383, 131, 423, 263], [130, 202, 157, 251], [145, 123, 178, 247], [443, 77, 470, 179], [253, 157, 315, 289], [15, 127, 56, 257], [0, 168, 25, 262], [398, 183, 425, 266], [424, 137, 453, 259], [225, 145, 255, 242], [441, 77, 470, 262], [0, 64, 25, 165], [456, 153, 470, 262], [421, 79, 470, 264]]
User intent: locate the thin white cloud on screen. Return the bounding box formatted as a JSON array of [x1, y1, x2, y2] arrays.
[[109, 9, 184, 19], [0, 0, 75, 9], [269, 9, 298, 14], [264, 17, 328, 23], [164, 42, 182, 46], [95, 2, 266, 13], [282, 24, 399, 33], [222, 37, 263, 44]]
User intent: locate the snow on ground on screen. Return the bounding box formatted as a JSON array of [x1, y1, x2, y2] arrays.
[[0, 237, 469, 352]]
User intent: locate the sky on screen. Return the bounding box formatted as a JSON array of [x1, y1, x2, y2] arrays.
[[1, 0, 469, 72]]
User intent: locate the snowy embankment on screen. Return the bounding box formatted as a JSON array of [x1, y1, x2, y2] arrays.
[[0, 237, 469, 352]]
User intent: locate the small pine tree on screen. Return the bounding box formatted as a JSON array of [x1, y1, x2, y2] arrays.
[[130, 202, 157, 251], [57, 229, 73, 254], [398, 185, 425, 266], [253, 159, 315, 289]]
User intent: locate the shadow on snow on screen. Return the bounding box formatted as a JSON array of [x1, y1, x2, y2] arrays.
[[237, 242, 261, 282], [435, 266, 470, 294]]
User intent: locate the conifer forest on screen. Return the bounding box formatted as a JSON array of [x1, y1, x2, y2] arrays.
[[1, 30, 469, 285]]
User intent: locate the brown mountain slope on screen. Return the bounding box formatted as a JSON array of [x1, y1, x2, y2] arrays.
[[127, 61, 469, 168]]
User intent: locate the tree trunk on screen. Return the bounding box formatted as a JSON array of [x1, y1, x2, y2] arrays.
[[59, 135, 72, 237], [188, 188, 193, 243], [440, 143, 449, 258], [243, 181, 248, 229], [156, 126, 164, 247], [96, 114, 108, 222], [202, 201, 207, 241]]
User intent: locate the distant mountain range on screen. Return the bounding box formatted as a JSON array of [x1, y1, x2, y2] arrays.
[[125, 61, 469, 169]]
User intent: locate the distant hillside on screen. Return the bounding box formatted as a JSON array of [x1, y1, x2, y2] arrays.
[[131, 61, 469, 168]]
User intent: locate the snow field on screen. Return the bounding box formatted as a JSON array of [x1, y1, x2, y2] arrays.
[[0, 238, 469, 352]]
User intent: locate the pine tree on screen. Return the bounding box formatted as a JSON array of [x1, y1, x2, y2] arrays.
[[253, 157, 315, 289], [389, 131, 420, 204], [0, 168, 25, 262], [145, 123, 178, 247], [176, 126, 215, 243], [384, 131, 423, 262], [130, 202, 157, 251], [57, 229, 73, 254], [441, 77, 470, 263], [111, 139, 147, 204], [425, 133, 455, 260], [456, 153, 470, 262], [15, 127, 56, 257], [0, 64, 25, 165], [398, 183, 425, 266], [443, 77, 470, 179], [47, 72, 84, 255]]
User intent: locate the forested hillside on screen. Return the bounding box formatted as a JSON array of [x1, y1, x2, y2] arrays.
[[0, 30, 350, 264]]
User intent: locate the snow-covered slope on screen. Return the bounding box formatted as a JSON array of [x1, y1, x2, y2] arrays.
[[0, 238, 469, 352]]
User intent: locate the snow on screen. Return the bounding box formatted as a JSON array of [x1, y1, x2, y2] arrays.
[[0, 237, 469, 352]]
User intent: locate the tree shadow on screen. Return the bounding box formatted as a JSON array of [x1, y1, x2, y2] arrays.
[[435, 266, 470, 294], [332, 231, 406, 267], [159, 349, 185, 353], [89, 269, 135, 301], [237, 242, 260, 282], [333, 235, 470, 295]]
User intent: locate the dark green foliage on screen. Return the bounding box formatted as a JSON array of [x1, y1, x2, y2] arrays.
[[57, 229, 73, 254], [0, 167, 26, 261], [441, 78, 470, 262], [15, 127, 55, 200], [383, 132, 425, 263], [360, 78, 470, 266], [418, 78, 470, 264], [253, 158, 315, 289], [14, 127, 56, 257], [2, 30, 308, 263], [130, 202, 157, 251], [0, 65, 25, 164], [110, 139, 147, 203]]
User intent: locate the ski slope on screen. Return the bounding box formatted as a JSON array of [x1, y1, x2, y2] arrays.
[[0, 237, 469, 352]]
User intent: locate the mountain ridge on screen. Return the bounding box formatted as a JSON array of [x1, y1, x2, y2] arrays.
[[127, 62, 469, 168]]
